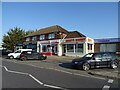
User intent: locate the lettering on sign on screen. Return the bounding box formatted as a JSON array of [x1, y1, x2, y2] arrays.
[[66, 39, 74, 42], [76, 38, 85, 41]]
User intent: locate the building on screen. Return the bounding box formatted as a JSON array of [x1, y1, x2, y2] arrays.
[[94, 38, 120, 52], [24, 25, 94, 56]]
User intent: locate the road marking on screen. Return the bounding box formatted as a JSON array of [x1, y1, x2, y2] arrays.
[[43, 84, 63, 89], [102, 85, 110, 90], [1, 65, 29, 75], [1, 65, 66, 89], [108, 79, 113, 83], [28, 74, 43, 85], [3, 66, 8, 71]]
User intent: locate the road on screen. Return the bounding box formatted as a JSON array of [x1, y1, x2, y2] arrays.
[[1, 57, 119, 89]]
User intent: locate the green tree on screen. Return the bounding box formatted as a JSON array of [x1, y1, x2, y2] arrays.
[[25, 30, 34, 36], [2, 27, 34, 51]]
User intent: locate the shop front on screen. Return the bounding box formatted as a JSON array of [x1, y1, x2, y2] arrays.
[[94, 38, 120, 52], [37, 37, 94, 57], [37, 40, 60, 55], [61, 37, 94, 57]]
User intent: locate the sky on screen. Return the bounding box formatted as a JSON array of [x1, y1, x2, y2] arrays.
[[2, 2, 118, 41]]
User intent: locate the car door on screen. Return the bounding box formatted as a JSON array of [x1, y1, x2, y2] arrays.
[[94, 54, 102, 67], [25, 51, 32, 59], [101, 53, 112, 67], [30, 52, 39, 59], [14, 50, 22, 58]]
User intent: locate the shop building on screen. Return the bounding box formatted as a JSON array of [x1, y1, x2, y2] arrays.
[[94, 38, 120, 52], [24, 25, 94, 56]]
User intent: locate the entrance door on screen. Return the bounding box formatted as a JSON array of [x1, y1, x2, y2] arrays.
[[52, 45, 58, 55]]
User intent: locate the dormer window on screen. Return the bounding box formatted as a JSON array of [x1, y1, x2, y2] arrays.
[[40, 35, 45, 40], [26, 37, 30, 41], [32, 36, 37, 41], [49, 33, 55, 39]]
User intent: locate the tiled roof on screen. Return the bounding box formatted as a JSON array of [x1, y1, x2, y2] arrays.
[[65, 31, 86, 38], [26, 25, 69, 37]]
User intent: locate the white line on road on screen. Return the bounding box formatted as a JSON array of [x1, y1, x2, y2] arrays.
[[108, 79, 114, 83], [3, 66, 8, 71], [43, 84, 63, 89], [102, 85, 110, 90], [28, 74, 43, 85], [1, 65, 66, 89]]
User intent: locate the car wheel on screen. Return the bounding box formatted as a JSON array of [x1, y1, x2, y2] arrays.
[[111, 62, 118, 69], [82, 63, 90, 71], [9, 56, 14, 59], [40, 57, 46, 60], [21, 57, 27, 61]]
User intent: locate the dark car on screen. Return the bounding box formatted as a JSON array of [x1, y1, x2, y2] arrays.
[[20, 51, 47, 61], [71, 52, 119, 71], [2, 49, 13, 55]]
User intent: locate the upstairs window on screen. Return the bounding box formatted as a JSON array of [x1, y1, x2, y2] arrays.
[[49, 33, 55, 39], [26, 37, 30, 41], [40, 35, 45, 40], [32, 36, 37, 41]]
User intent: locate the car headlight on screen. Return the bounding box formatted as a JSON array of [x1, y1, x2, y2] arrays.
[[74, 62, 78, 64], [43, 54, 46, 56]]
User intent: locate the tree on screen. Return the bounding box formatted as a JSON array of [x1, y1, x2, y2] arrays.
[[25, 30, 34, 36], [2, 27, 34, 51]]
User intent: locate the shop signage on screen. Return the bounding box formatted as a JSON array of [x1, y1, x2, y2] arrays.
[[65, 38, 86, 43], [76, 38, 86, 41], [94, 38, 120, 43], [66, 39, 74, 42], [40, 40, 59, 44]]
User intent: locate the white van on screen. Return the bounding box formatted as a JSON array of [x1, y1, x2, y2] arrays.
[[8, 49, 32, 59]]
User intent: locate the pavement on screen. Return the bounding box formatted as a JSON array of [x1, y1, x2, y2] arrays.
[[47, 55, 120, 80]]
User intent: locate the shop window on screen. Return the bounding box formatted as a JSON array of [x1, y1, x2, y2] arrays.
[[42, 45, 47, 52], [49, 33, 55, 39], [88, 44, 92, 50], [26, 37, 30, 41], [32, 36, 37, 41], [100, 44, 116, 52], [67, 44, 74, 52], [40, 35, 45, 40], [76, 44, 83, 53], [102, 53, 112, 59]]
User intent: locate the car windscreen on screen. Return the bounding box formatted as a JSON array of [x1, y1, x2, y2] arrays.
[[14, 50, 21, 53], [82, 53, 94, 59]]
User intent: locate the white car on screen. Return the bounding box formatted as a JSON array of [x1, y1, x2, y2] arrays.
[[8, 49, 32, 59]]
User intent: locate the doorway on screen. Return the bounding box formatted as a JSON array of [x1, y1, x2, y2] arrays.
[[52, 44, 58, 55]]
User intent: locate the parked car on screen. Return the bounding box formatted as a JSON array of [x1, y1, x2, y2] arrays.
[[20, 51, 47, 61], [8, 49, 32, 59], [2, 49, 13, 55], [71, 52, 120, 71]]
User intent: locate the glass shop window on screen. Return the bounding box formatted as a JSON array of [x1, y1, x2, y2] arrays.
[[76, 44, 83, 53], [67, 44, 74, 52], [42, 45, 47, 52], [88, 43, 92, 50]]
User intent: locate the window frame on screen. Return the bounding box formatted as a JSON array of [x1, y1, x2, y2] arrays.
[[48, 33, 55, 39], [32, 36, 37, 41], [26, 37, 30, 41], [40, 35, 45, 40]]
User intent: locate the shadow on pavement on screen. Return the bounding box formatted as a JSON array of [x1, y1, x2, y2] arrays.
[[59, 62, 81, 71], [59, 62, 73, 69]]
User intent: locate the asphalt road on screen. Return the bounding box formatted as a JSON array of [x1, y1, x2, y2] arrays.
[[1, 57, 119, 89]]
